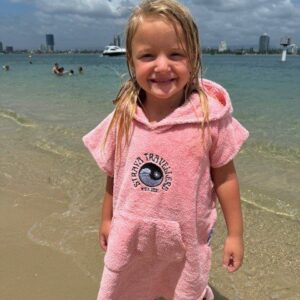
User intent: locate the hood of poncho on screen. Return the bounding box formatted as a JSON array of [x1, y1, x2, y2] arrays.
[[133, 79, 233, 129]]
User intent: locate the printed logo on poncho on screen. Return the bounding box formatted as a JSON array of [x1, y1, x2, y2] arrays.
[[131, 153, 172, 192]]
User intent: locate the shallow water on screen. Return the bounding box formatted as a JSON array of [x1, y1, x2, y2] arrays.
[[1, 53, 299, 298]]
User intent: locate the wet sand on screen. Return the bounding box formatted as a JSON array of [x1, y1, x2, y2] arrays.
[[1, 185, 299, 300], [210, 203, 300, 299], [0, 189, 98, 300], [0, 118, 99, 300]]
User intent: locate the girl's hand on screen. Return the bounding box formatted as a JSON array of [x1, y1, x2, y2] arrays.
[[99, 219, 111, 252], [222, 235, 244, 272]]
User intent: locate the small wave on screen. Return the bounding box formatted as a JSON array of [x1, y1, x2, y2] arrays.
[[245, 141, 300, 164], [241, 196, 298, 221], [27, 212, 101, 282], [35, 139, 82, 159], [0, 108, 36, 128], [27, 219, 76, 256]]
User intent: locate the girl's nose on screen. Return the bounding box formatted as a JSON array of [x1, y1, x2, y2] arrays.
[[154, 55, 170, 72]]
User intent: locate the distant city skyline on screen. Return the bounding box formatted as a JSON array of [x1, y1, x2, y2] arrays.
[[1, 33, 296, 53], [0, 0, 300, 50]]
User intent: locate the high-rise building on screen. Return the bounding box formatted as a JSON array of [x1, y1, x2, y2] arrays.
[[6, 46, 13, 53], [0, 41, 3, 52], [259, 33, 270, 54], [218, 41, 227, 52], [46, 34, 55, 52]]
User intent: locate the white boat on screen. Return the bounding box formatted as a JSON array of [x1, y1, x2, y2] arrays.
[[102, 45, 126, 56]]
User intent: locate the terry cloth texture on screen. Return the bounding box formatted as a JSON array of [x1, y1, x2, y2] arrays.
[[83, 79, 249, 300]]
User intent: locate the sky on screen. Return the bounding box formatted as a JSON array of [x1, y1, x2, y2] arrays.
[[0, 0, 300, 50]]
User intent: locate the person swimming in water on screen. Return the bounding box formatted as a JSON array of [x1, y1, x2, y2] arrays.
[[52, 63, 60, 75]]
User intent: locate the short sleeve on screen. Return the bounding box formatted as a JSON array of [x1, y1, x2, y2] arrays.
[[82, 112, 115, 176], [209, 115, 249, 168]]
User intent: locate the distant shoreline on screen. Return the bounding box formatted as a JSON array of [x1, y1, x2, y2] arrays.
[[1, 52, 299, 57]]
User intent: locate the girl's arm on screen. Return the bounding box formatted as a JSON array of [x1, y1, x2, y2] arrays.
[[211, 160, 244, 273], [99, 176, 113, 251]]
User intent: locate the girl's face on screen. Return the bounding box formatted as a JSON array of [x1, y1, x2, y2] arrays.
[[131, 17, 191, 107]]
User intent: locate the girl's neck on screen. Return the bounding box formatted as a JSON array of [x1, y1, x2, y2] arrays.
[[143, 92, 185, 123]]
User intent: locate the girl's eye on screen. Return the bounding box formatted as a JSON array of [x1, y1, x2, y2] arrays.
[[170, 52, 185, 60], [139, 54, 154, 61]]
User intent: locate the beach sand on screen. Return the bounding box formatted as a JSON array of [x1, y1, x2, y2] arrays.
[[0, 118, 99, 300], [210, 202, 300, 299], [1, 119, 299, 300], [1, 181, 299, 300], [0, 190, 98, 300], [0, 186, 300, 300]]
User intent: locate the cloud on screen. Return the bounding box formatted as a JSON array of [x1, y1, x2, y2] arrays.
[[2, 0, 138, 49], [191, 0, 296, 13], [188, 0, 300, 47], [2, 0, 300, 49], [11, 0, 136, 18], [10, 0, 36, 3]]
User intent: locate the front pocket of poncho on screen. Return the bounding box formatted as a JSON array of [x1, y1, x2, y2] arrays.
[[104, 214, 186, 272]]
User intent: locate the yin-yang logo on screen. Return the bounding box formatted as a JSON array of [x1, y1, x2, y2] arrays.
[[138, 163, 163, 187]]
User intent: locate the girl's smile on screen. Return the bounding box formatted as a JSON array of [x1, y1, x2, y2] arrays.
[[131, 17, 191, 110], [149, 76, 178, 91]]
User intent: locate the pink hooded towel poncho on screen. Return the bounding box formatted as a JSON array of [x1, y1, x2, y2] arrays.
[[82, 79, 249, 300]]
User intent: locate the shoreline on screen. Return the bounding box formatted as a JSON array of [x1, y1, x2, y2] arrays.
[[210, 200, 300, 299], [1, 127, 299, 298], [1, 180, 299, 299], [0, 189, 98, 300], [0, 117, 299, 299], [0, 117, 100, 300], [1, 52, 299, 56]]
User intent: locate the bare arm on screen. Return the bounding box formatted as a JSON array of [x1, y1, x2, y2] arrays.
[[211, 160, 244, 272], [99, 176, 113, 251]]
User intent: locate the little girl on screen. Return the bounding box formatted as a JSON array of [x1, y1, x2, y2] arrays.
[[83, 0, 249, 299]]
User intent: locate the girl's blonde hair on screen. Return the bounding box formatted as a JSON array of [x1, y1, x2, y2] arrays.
[[105, 0, 209, 154]]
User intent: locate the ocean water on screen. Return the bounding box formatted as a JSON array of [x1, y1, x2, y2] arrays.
[[1, 54, 299, 297]]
